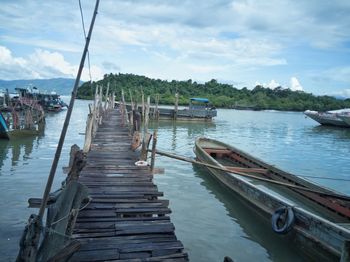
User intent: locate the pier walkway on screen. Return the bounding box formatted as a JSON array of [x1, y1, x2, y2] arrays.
[[70, 109, 188, 261]]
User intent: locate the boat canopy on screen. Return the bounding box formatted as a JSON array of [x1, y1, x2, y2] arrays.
[[190, 98, 210, 103]]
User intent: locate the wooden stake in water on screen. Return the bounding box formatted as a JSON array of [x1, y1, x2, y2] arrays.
[[140, 96, 150, 161], [174, 92, 178, 120], [150, 129, 158, 172]]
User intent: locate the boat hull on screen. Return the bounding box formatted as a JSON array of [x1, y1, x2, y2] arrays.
[[120, 103, 217, 121], [194, 137, 350, 260], [339, 114, 350, 126], [304, 110, 350, 127]]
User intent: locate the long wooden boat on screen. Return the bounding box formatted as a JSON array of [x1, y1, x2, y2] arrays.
[[194, 137, 350, 260]]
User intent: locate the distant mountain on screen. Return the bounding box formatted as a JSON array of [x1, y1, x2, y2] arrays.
[[0, 78, 84, 95]]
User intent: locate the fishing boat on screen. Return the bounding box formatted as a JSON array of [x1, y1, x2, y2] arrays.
[[156, 97, 217, 120], [121, 97, 217, 121], [304, 109, 350, 127], [0, 108, 45, 140], [15, 87, 67, 112], [194, 137, 350, 260]]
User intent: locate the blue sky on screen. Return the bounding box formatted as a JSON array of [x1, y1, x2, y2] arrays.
[[0, 0, 350, 97]]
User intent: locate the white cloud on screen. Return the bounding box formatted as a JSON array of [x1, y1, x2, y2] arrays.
[[0, 45, 102, 81], [254, 79, 281, 89], [289, 77, 303, 91], [267, 80, 280, 89]]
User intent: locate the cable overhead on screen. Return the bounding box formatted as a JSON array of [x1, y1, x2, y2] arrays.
[[79, 0, 93, 86]]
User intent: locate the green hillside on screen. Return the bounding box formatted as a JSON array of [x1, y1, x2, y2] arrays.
[[77, 73, 350, 111]]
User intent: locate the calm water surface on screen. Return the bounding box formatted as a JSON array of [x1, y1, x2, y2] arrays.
[[1, 104, 350, 261]]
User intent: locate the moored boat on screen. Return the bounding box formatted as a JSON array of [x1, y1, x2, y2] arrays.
[[304, 109, 350, 127], [338, 113, 350, 126], [0, 109, 45, 140], [194, 137, 350, 260], [121, 97, 217, 121]]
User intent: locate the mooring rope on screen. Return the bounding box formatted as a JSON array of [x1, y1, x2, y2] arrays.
[[50, 197, 92, 226]]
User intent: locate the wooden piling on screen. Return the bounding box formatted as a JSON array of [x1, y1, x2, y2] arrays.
[[150, 130, 158, 172], [174, 92, 178, 120]]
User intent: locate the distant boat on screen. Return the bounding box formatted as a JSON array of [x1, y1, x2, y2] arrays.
[[0, 109, 45, 140], [194, 137, 350, 260], [121, 97, 217, 121], [14, 87, 67, 112], [304, 109, 350, 127]]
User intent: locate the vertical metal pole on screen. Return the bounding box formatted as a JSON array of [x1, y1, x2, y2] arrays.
[[38, 0, 100, 219]]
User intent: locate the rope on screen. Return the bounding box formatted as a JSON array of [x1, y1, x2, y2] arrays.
[[78, 0, 93, 90], [50, 197, 92, 226]]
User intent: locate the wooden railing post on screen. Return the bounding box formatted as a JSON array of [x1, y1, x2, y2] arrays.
[[150, 129, 158, 172]]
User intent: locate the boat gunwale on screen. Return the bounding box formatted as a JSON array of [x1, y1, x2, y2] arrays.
[[194, 136, 350, 258]]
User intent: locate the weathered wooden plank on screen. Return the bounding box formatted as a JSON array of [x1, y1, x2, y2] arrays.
[[70, 109, 187, 261]]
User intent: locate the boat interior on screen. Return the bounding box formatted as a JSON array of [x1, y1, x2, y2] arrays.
[[199, 140, 350, 224]]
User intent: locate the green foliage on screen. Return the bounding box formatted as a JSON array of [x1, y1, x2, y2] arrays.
[[77, 73, 350, 111]]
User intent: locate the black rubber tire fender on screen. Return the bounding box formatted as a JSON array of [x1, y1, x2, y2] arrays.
[[271, 206, 295, 234]]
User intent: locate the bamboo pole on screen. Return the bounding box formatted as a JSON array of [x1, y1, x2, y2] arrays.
[[150, 149, 350, 201], [38, 0, 100, 220]]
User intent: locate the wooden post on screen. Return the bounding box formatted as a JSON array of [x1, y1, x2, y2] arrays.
[[145, 96, 150, 130], [104, 82, 110, 112], [141, 88, 145, 121], [112, 92, 115, 109], [121, 89, 129, 127], [174, 92, 178, 120], [140, 96, 150, 160], [83, 107, 93, 153], [150, 129, 158, 172], [129, 89, 134, 110], [341, 240, 350, 262], [99, 84, 103, 125], [155, 94, 159, 120]]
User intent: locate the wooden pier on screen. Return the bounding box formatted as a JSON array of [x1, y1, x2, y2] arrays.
[[70, 109, 188, 261]]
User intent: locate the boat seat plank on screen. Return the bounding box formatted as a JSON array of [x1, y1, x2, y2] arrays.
[[224, 166, 268, 174]]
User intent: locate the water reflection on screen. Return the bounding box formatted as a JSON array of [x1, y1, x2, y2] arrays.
[[0, 132, 44, 173], [192, 164, 318, 262], [310, 125, 350, 139], [150, 120, 216, 151]]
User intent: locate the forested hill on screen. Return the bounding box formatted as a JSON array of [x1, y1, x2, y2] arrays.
[[77, 73, 350, 111]]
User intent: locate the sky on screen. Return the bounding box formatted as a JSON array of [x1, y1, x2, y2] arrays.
[[0, 0, 350, 97]]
